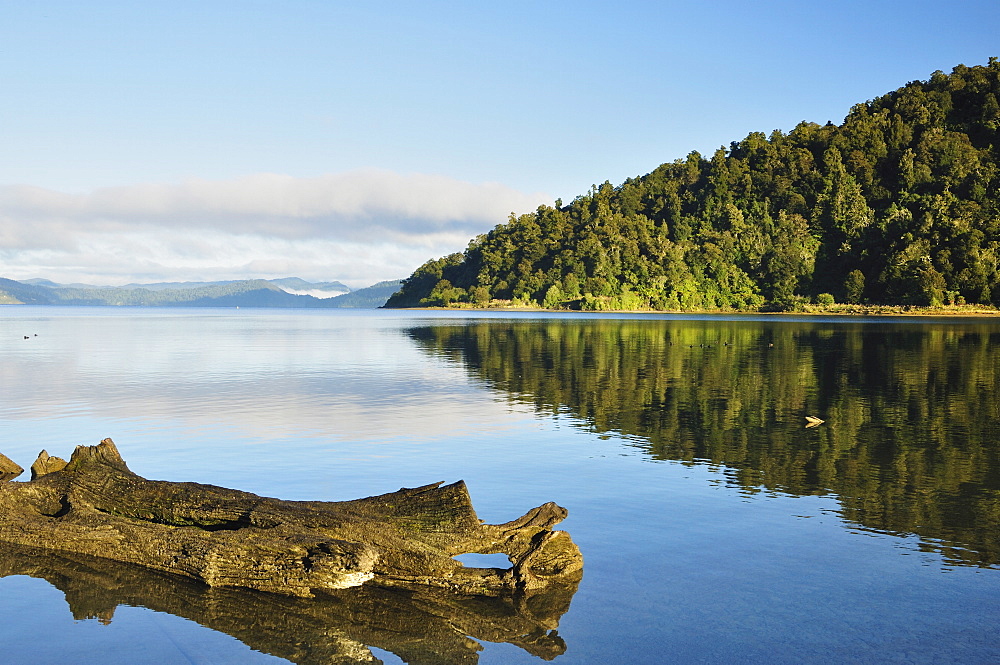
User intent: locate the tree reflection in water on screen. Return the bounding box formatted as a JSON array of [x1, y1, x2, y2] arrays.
[[408, 317, 1000, 567]]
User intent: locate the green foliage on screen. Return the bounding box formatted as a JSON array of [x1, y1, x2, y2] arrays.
[[469, 285, 491, 307], [844, 270, 866, 304], [816, 293, 836, 305], [421, 279, 465, 306], [386, 60, 1000, 311], [542, 284, 564, 309], [385, 254, 465, 307]]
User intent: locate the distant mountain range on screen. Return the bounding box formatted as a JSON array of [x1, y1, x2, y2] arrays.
[[0, 277, 403, 309]]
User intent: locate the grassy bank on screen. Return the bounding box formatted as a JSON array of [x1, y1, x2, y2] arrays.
[[404, 300, 1000, 316]]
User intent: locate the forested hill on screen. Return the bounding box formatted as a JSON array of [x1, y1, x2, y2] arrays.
[[386, 60, 1000, 311]]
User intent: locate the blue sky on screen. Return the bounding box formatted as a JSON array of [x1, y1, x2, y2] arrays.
[[1, 1, 997, 287]]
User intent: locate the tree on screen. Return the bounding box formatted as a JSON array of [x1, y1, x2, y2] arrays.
[[543, 284, 564, 309], [762, 212, 819, 304], [470, 285, 491, 307], [844, 269, 866, 303]]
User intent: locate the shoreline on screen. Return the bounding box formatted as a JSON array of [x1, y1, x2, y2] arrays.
[[389, 303, 1000, 317], [4, 301, 999, 317]]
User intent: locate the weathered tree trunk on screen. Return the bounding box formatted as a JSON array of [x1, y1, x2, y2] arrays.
[[0, 439, 582, 598], [0, 452, 22, 482]]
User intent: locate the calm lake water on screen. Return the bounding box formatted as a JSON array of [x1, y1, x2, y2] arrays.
[[1, 307, 999, 664]]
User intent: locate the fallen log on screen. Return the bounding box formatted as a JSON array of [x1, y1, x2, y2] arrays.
[[0, 452, 23, 482], [0, 439, 583, 598]]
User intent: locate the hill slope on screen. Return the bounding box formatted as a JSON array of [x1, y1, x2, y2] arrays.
[[387, 60, 1000, 311], [324, 280, 403, 308], [0, 278, 397, 308]]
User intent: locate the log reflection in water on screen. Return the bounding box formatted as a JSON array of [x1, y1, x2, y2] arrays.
[[0, 545, 578, 665]]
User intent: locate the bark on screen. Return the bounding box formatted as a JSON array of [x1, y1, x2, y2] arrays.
[[0, 439, 583, 599]]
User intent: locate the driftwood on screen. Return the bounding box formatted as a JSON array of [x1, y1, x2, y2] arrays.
[[0, 439, 583, 599], [0, 543, 578, 664], [0, 452, 23, 482]]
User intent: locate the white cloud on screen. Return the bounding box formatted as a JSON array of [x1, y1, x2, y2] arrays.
[[0, 170, 550, 286]]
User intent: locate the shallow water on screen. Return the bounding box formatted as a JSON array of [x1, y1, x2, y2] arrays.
[[1, 307, 998, 664]]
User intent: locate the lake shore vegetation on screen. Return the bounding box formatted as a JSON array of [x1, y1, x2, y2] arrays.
[[387, 60, 1000, 313]]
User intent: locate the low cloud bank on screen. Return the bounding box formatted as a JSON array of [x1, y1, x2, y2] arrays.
[[0, 170, 549, 286]]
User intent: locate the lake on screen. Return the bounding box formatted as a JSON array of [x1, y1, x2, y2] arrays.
[[1, 307, 998, 664]]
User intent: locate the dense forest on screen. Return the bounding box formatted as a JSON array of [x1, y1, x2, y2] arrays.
[[387, 60, 1000, 311], [408, 319, 1000, 566]]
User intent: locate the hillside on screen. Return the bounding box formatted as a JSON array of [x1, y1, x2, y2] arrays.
[[106, 277, 350, 296], [323, 280, 403, 308], [387, 60, 1000, 311], [0, 278, 399, 308]]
